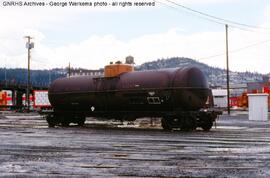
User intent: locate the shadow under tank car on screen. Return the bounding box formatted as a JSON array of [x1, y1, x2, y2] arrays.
[[46, 60, 220, 131]]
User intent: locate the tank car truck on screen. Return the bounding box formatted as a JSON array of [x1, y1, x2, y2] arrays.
[[45, 57, 221, 131]]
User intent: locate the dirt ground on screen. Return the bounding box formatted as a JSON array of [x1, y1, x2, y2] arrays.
[[0, 111, 270, 178]]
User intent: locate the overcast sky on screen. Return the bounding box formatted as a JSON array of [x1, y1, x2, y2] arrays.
[[1, 0, 270, 74]]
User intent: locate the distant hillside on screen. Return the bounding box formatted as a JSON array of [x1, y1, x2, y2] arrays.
[[0, 68, 66, 87], [0, 57, 265, 87], [136, 57, 263, 86]]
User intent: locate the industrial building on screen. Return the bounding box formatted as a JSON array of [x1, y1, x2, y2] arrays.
[[68, 69, 104, 77]]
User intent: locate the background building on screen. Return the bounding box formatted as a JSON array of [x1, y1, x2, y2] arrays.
[[68, 68, 104, 77]]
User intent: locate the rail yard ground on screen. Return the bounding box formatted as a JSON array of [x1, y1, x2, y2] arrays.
[[0, 111, 270, 177]]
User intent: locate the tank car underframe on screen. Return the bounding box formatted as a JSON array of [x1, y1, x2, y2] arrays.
[[160, 110, 218, 131], [45, 109, 219, 131], [45, 113, 86, 127]]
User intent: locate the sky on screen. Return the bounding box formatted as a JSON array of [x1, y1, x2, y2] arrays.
[[1, 0, 270, 74]]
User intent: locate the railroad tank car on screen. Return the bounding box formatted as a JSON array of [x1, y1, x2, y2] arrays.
[[46, 61, 220, 131]]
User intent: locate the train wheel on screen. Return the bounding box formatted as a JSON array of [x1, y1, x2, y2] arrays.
[[48, 122, 56, 128], [77, 117, 86, 126], [61, 119, 70, 127], [180, 116, 197, 131], [161, 118, 173, 131], [201, 118, 213, 131], [46, 114, 57, 128], [61, 122, 70, 127]]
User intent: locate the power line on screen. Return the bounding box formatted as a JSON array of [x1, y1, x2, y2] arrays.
[[199, 39, 270, 60], [163, 0, 270, 30], [154, 0, 225, 26], [155, 0, 270, 34]]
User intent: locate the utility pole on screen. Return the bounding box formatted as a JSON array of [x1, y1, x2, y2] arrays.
[[24, 36, 34, 112], [68, 62, 71, 77], [4, 59, 7, 87], [225, 24, 230, 115], [49, 69, 51, 85]]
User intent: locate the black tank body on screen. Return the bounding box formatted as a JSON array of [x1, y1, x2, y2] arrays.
[[49, 67, 209, 117]]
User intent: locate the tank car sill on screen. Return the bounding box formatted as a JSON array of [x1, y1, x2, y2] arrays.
[[52, 110, 176, 117]]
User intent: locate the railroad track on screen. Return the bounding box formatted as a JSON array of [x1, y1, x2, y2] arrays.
[[0, 112, 269, 177]]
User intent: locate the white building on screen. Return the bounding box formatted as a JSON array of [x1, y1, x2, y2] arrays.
[[212, 89, 227, 108]]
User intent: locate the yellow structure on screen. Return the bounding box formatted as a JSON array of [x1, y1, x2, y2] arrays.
[[104, 61, 134, 77]]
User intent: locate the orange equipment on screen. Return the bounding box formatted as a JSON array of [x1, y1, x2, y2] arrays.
[[237, 92, 248, 108], [104, 61, 134, 77], [0, 91, 7, 106]]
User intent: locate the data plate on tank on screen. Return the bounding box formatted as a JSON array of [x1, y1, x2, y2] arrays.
[[147, 97, 161, 104]]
